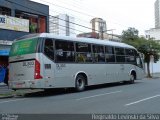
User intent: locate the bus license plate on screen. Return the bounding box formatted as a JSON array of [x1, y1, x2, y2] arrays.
[[15, 83, 24, 88]]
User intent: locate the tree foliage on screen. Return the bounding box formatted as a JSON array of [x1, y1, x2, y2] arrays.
[[122, 27, 160, 78], [122, 27, 139, 41]]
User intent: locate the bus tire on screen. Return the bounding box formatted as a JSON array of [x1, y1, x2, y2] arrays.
[[75, 75, 86, 92], [129, 73, 135, 84]]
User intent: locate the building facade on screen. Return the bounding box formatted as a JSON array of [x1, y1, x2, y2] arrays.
[[145, 28, 160, 73], [145, 0, 160, 41], [0, 0, 49, 41], [0, 0, 49, 83], [49, 14, 75, 36], [155, 0, 160, 28], [145, 28, 160, 42], [90, 18, 107, 39]]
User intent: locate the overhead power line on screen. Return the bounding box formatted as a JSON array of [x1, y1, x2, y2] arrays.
[[5, 0, 120, 38], [39, 0, 129, 29], [4, 0, 97, 36], [5, 0, 103, 34], [49, 8, 92, 25], [39, 0, 95, 18]]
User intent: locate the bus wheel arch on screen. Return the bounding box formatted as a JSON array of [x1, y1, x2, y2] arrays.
[[75, 72, 88, 92], [129, 70, 136, 84]]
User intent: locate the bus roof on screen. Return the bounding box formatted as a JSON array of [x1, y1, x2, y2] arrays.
[[16, 33, 136, 49]]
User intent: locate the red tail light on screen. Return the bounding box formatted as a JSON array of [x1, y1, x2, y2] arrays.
[[34, 59, 43, 79]]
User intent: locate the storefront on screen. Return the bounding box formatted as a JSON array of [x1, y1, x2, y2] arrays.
[[0, 0, 49, 40], [0, 41, 12, 84], [0, 0, 49, 84]]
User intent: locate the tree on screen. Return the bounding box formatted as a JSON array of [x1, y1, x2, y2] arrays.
[[122, 27, 160, 78], [138, 38, 160, 77], [121, 27, 139, 41]]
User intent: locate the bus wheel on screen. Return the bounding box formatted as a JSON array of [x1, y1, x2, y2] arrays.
[[75, 75, 86, 92], [129, 74, 135, 84]]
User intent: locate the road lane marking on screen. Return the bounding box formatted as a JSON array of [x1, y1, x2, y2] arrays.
[[76, 90, 122, 100], [125, 94, 160, 106], [0, 98, 26, 104]]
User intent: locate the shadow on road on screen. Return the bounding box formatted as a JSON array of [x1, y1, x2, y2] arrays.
[[86, 81, 142, 91], [21, 81, 142, 98]]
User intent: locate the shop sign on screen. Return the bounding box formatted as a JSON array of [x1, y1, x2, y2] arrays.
[[0, 15, 29, 32]]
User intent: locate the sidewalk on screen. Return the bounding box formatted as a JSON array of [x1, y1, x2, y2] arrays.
[[0, 84, 13, 94], [150, 72, 160, 79], [0, 83, 14, 98], [0, 83, 43, 99]]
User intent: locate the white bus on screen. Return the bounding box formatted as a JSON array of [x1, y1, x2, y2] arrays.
[[9, 33, 145, 91]]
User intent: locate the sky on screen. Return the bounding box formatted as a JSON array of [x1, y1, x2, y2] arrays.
[[32, 0, 155, 35]]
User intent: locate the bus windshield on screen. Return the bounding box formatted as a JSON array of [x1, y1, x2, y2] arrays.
[[10, 38, 38, 57]]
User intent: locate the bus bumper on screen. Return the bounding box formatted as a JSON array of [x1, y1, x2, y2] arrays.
[[9, 80, 43, 89]]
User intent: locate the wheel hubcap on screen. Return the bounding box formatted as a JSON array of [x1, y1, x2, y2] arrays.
[[77, 79, 84, 88], [130, 75, 134, 82]]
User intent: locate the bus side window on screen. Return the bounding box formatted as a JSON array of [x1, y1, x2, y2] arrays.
[[55, 40, 75, 62], [93, 45, 105, 63], [44, 39, 54, 60], [76, 43, 93, 63], [105, 46, 115, 63], [115, 47, 125, 63]]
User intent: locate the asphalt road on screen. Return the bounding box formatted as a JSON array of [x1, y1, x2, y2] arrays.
[[0, 78, 160, 114]]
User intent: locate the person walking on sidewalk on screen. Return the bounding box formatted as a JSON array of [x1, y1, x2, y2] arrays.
[[4, 65, 8, 85]]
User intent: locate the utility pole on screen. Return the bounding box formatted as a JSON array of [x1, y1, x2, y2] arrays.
[[100, 26, 104, 40], [102, 29, 116, 40], [99, 21, 106, 40]]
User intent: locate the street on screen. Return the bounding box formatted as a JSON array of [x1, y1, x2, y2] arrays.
[[0, 78, 160, 114]]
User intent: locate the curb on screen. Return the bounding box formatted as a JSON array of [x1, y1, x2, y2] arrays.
[[152, 77, 160, 79], [0, 95, 14, 99], [0, 94, 26, 99], [145, 77, 160, 80]]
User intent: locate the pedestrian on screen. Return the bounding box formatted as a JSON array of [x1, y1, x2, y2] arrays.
[[4, 65, 8, 86]]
